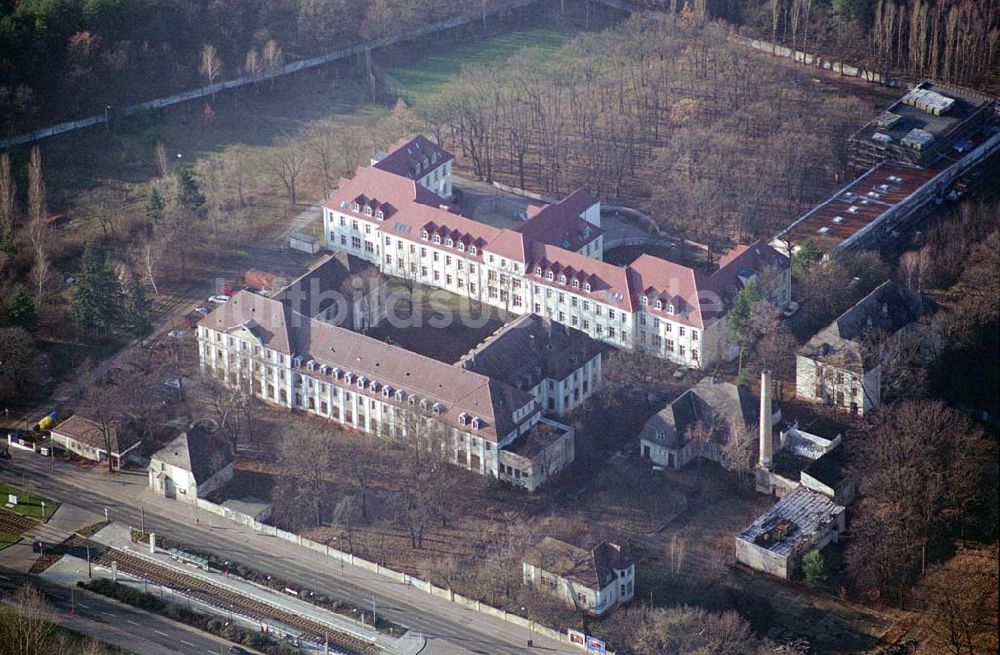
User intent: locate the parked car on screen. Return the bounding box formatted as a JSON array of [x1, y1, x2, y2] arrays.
[[208, 295, 230, 304], [229, 647, 250, 655], [194, 306, 210, 316]]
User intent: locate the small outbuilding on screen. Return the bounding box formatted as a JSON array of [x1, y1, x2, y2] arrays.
[[148, 428, 234, 503], [49, 415, 140, 470], [522, 537, 634, 616], [735, 485, 846, 579]]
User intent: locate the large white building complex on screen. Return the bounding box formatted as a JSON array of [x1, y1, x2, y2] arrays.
[[324, 136, 791, 369], [197, 255, 589, 491]]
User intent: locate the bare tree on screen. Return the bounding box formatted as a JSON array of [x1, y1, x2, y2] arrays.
[[0, 584, 60, 653], [199, 45, 223, 97], [920, 546, 999, 655], [26, 146, 52, 301], [265, 138, 307, 205], [0, 152, 14, 247]]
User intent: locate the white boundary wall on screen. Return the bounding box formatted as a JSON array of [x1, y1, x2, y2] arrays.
[[193, 497, 614, 653]]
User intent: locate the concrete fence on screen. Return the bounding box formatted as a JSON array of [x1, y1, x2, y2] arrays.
[[191, 497, 615, 653], [0, 0, 540, 151], [730, 36, 908, 88]]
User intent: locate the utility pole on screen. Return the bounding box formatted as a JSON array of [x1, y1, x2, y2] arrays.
[[140, 506, 145, 535], [86, 546, 92, 578], [372, 592, 377, 627]]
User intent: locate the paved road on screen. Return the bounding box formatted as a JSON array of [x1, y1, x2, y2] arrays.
[[0, 450, 578, 655], [0, 568, 244, 655]]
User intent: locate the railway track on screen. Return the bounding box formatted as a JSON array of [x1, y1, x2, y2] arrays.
[[94, 546, 377, 655], [0, 508, 38, 535]]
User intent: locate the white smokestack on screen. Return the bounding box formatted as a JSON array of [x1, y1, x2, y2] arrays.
[[759, 370, 773, 469]]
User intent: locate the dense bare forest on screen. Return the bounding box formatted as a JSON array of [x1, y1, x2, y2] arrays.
[[705, 0, 999, 88], [424, 13, 873, 252], [0, 0, 505, 133]]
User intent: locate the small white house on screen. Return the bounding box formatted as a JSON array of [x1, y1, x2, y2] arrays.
[[522, 537, 634, 616], [49, 415, 140, 470], [148, 428, 234, 503]]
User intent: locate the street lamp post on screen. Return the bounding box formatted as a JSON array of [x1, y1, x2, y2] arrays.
[[521, 606, 533, 647]]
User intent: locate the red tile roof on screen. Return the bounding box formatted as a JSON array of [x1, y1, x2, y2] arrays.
[[518, 189, 602, 252]]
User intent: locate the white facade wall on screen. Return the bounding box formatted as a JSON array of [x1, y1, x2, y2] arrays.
[[322, 198, 789, 371], [197, 325, 542, 480], [148, 459, 233, 503], [795, 355, 880, 414], [521, 560, 634, 616]]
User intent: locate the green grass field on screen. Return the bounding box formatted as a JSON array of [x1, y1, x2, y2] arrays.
[[385, 27, 568, 104], [0, 484, 59, 522]]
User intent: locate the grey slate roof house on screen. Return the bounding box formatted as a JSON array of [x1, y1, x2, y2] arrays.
[[639, 378, 779, 470], [522, 537, 635, 616], [796, 280, 935, 414], [148, 428, 234, 503]]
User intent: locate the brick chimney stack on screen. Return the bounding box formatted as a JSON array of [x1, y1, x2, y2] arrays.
[[759, 370, 773, 469]]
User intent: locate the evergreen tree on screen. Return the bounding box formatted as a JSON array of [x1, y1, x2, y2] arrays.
[[123, 279, 154, 343], [728, 281, 762, 375], [791, 239, 823, 279], [173, 164, 205, 210], [145, 188, 165, 223], [802, 549, 828, 588], [8, 287, 37, 331], [72, 243, 124, 337]]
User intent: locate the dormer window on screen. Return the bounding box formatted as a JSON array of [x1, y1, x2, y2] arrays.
[[292, 356, 303, 367], [667, 304, 674, 314], [364, 206, 372, 216], [457, 242, 465, 251], [333, 368, 342, 379], [352, 203, 359, 212], [395, 389, 405, 401], [471, 417, 481, 429], [357, 377, 366, 389], [469, 246, 477, 255], [583, 282, 591, 292], [433, 235, 442, 244], [572, 279, 580, 288], [546, 271, 554, 281], [459, 413, 468, 426], [432, 403, 442, 416], [408, 394, 417, 405], [420, 230, 429, 240], [420, 399, 430, 411], [641, 296, 648, 305], [369, 380, 379, 391], [534, 266, 542, 275], [382, 386, 392, 397], [345, 373, 354, 384], [306, 360, 316, 370], [445, 238, 453, 247], [375, 210, 384, 220], [655, 300, 662, 310], [559, 274, 567, 285]]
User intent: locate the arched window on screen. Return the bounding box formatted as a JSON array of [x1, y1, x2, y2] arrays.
[[655, 300, 662, 310], [641, 296, 648, 305], [352, 203, 359, 211], [572, 279, 580, 288], [558, 274, 566, 285], [546, 271, 554, 281], [420, 230, 429, 240], [364, 206, 372, 216], [457, 242, 465, 251], [445, 238, 453, 247], [583, 282, 591, 292], [433, 235, 442, 244], [535, 266, 542, 275], [375, 210, 384, 220], [469, 246, 478, 255]]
